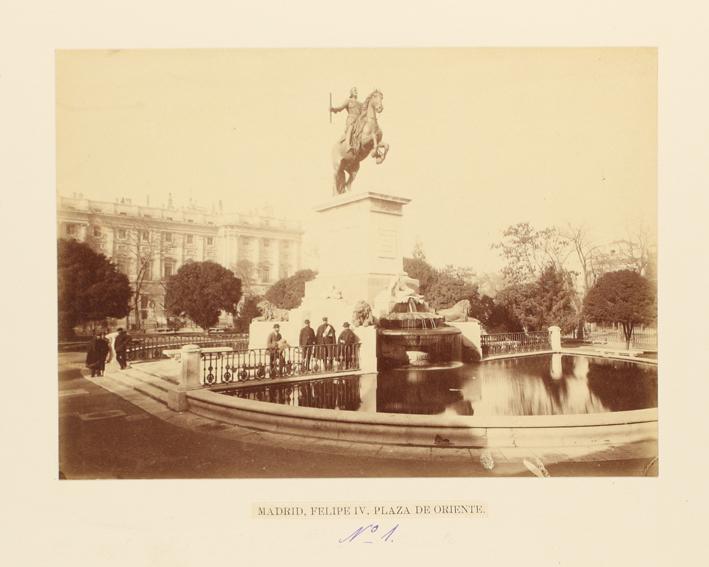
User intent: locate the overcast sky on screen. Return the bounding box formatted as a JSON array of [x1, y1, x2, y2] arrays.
[[56, 48, 656, 273]]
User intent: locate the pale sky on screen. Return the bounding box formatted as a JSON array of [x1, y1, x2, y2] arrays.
[[56, 48, 656, 273]]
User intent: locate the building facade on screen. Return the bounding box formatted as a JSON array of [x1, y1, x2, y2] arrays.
[[58, 194, 303, 330]]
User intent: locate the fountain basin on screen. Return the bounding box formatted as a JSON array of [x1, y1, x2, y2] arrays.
[[184, 354, 657, 449]]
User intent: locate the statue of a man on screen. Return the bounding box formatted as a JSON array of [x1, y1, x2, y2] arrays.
[[330, 87, 362, 152]]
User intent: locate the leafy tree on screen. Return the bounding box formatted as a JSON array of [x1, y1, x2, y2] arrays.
[[264, 269, 317, 310], [232, 259, 257, 295], [497, 265, 578, 334], [425, 273, 478, 310], [485, 302, 524, 333], [493, 222, 571, 284], [164, 261, 242, 330], [583, 270, 655, 349], [233, 295, 263, 332], [467, 292, 495, 326], [57, 239, 132, 338], [403, 256, 438, 296]]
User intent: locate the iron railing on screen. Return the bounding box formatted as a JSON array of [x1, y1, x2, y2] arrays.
[[200, 344, 361, 386], [481, 331, 551, 358], [127, 333, 249, 362], [574, 328, 657, 350]]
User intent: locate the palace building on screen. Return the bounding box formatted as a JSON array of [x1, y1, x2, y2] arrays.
[[57, 194, 304, 330]]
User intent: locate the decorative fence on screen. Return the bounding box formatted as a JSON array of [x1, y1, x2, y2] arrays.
[[127, 333, 249, 362], [566, 328, 657, 351], [201, 344, 361, 386], [480, 331, 551, 359]]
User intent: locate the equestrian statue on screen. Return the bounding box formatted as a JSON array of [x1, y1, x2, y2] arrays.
[[330, 87, 390, 195]]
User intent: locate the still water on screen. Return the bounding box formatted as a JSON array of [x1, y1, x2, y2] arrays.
[[218, 354, 657, 417]]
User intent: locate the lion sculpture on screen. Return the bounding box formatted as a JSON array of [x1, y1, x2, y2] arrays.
[[438, 299, 472, 322], [256, 299, 289, 322], [352, 300, 375, 327]]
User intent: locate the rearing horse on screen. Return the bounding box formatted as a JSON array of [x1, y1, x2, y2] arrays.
[[331, 89, 390, 194]]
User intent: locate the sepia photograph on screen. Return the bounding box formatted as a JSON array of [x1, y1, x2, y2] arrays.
[[55, 48, 658, 479]]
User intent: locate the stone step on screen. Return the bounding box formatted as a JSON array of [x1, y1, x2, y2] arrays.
[[106, 368, 171, 406]]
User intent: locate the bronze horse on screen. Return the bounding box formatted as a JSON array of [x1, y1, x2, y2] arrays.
[[331, 89, 390, 194]]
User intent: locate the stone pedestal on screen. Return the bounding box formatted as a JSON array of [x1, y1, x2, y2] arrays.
[[548, 326, 562, 352], [449, 320, 483, 362], [167, 344, 203, 412], [290, 191, 413, 326]]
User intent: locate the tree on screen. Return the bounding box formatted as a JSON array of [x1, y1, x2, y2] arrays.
[[264, 269, 317, 310], [103, 217, 167, 331], [583, 270, 655, 349], [403, 256, 438, 296], [164, 261, 242, 330], [425, 273, 478, 310], [233, 295, 263, 332], [493, 222, 572, 284], [232, 259, 257, 296], [497, 265, 578, 334], [57, 239, 131, 338]]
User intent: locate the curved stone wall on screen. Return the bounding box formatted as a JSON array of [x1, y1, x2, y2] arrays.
[[186, 388, 657, 449]]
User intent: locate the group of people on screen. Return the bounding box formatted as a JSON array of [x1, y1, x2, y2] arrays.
[[85, 328, 131, 377], [266, 317, 359, 374]]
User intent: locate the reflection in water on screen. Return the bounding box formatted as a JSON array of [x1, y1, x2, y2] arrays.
[[219, 355, 657, 417], [550, 353, 563, 380]]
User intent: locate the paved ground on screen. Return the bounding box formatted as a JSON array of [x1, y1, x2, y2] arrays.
[[58, 353, 657, 479]]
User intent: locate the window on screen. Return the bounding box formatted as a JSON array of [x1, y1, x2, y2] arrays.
[[186, 234, 193, 244], [207, 237, 214, 246], [141, 310, 148, 320], [141, 230, 150, 242], [118, 229, 127, 239], [140, 295, 149, 309], [164, 260, 175, 278], [164, 232, 172, 243], [66, 224, 77, 236], [93, 226, 101, 237], [166, 216, 173, 221], [259, 264, 270, 283], [264, 239, 270, 248]]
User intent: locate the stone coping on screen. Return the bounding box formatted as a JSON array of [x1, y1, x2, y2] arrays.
[[315, 191, 411, 212], [187, 387, 657, 430]]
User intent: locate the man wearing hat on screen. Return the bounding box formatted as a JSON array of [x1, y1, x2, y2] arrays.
[[299, 319, 316, 371], [114, 328, 131, 370], [316, 317, 336, 370], [266, 323, 283, 375], [337, 322, 359, 369]]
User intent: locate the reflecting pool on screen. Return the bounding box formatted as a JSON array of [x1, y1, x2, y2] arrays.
[[217, 354, 657, 417]]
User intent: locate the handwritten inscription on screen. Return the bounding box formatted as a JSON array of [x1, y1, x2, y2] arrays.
[[339, 524, 399, 544]]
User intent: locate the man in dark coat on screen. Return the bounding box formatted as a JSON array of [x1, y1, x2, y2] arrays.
[[95, 332, 109, 376], [266, 323, 283, 375], [85, 334, 101, 377], [114, 328, 131, 370], [316, 317, 336, 370], [299, 319, 316, 371], [337, 322, 359, 369]]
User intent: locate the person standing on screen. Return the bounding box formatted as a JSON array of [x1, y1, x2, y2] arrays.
[[266, 323, 283, 376], [316, 317, 336, 370], [85, 333, 101, 377], [114, 328, 131, 370], [95, 332, 110, 376], [299, 319, 316, 371], [337, 322, 359, 369]]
